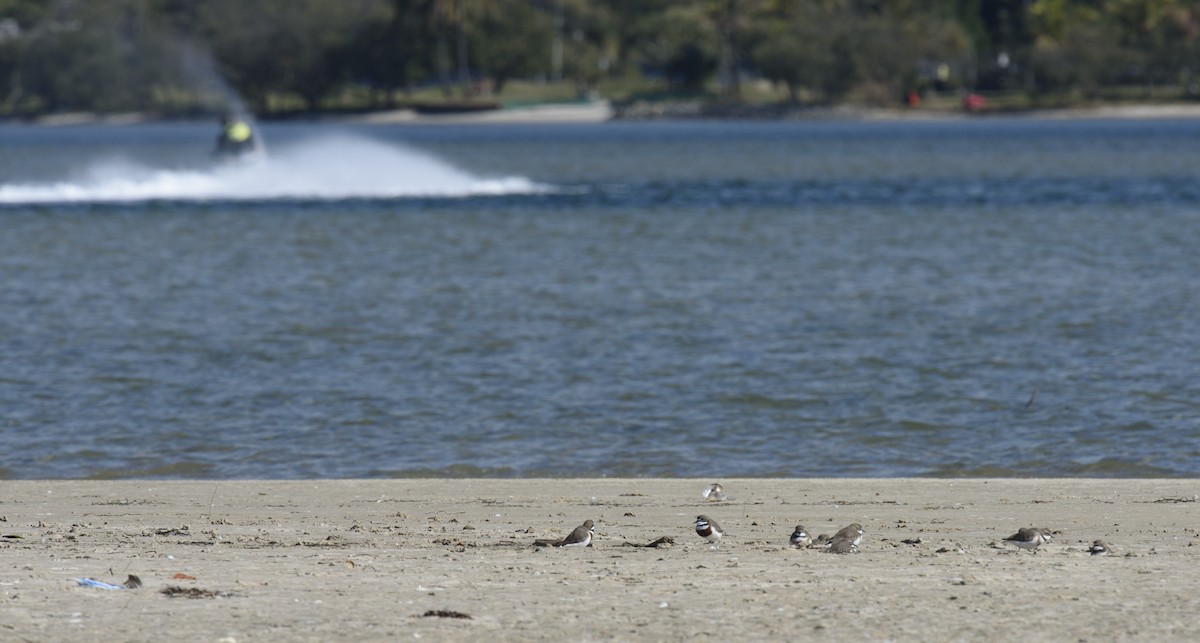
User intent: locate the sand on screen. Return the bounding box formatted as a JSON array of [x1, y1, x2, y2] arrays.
[[322, 101, 617, 125], [341, 101, 1200, 125], [3, 479, 1199, 641]]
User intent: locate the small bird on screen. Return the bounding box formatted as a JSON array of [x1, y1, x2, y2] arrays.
[[556, 520, 595, 547], [534, 520, 594, 547], [833, 523, 864, 547], [702, 483, 726, 501], [789, 525, 812, 549], [1004, 527, 1050, 553], [1089, 540, 1110, 556], [824, 536, 857, 554], [813, 534, 832, 548], [695, 515, 723, 547]]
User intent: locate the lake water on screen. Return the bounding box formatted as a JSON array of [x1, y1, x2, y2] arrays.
[[2, 117, 1199, 479]]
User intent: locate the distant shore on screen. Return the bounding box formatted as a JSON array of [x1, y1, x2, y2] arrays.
[[12, 100, 1200, 127], [4, 478, 1199, 640]]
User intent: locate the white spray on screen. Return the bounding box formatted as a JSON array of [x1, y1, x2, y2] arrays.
[[175, 40, 267, 156], [0, 134, 542, 203]]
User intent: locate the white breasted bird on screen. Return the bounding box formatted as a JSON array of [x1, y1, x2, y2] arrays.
[[556, 520, 595, 547], [702, 483, 726, 501], [824, 536, 858, 554], [695, 515, 724, 547], [832, 523, 864, 547], [1004, 527, 1051, 553], [534, 520, 595, 548], [789, 525, 812, 548]]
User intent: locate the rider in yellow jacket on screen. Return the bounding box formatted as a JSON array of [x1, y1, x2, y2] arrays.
[[214, 114, 255, 157]]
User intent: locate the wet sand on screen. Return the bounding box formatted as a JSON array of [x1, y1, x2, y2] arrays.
[[3, 479, 1199, 641]]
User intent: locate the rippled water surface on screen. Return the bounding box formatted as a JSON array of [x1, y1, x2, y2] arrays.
[[2, 118, 1199, 478]]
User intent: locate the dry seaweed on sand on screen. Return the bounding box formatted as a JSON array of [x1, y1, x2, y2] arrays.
[[160, 585, 234, 599], [422, 610, 471, 619], [622, 536, 675, 548]]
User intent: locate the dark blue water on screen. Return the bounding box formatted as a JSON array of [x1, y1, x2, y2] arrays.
[[2, 118, 1199, 479]]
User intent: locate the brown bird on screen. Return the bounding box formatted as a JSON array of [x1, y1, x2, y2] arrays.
[[1003, 527, 1051, 553], [556, 520, 594, 547], [695, 515, 724, 547], [534, 520, 594, 547], [824, 537, 857, 554], [833, 523, 864, 547]]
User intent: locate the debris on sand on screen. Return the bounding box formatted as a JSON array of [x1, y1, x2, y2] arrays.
[[160, 585, 234, 599], [422, 609, 471, 619]]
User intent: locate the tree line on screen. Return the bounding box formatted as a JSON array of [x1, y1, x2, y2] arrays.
[[2, 0, 1200, 116]]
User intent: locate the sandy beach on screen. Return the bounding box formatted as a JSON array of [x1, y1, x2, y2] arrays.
[[3, 479, 1199, 641], [20, 100, 1200, 127], [303, 100, 1200, 125]]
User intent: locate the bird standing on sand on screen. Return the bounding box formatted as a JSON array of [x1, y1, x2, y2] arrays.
[[1089, 540, 1110, 556], [702, 483, 726, 501], [832, 523, 864, 547], [824, 537, 857, 554], [695, 515, 723, 547], [789, 525, 812, 548], [1004, 527, 1051, 553], [533, 520, 594, 547], [556, 520, 594, 547]]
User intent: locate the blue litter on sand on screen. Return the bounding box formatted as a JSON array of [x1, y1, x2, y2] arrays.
[[76, 578, 126, 590]]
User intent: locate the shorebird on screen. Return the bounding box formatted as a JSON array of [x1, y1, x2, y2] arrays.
[[1004, 527, 1051, 553], [695, 515, 723, 547], [789, 525, 812, 549], [556, 520, 594, 547], [824, 536, 858, 554], [833, 523, 864, 547], [1089, 540, 1110, 556], [702, 483, 726, 501], [533, 520, 594, 547]]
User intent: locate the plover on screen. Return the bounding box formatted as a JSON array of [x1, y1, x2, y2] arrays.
[[695, 515, 723, 547], [555, 520, 594, 547], [1088, 540, 1110, 556], [702, 483, 726, 501], [789, 525, 812, 549], [833, 523, 864, 547], [534, 520, 594, 547], [825, 536, 857, 554], [813, 534, 833, 548], [1003, 527, 1050, 553]]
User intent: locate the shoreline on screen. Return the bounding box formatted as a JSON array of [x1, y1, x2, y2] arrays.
[[4, 478, 1199, 640], [10, 100, 1200, 127]]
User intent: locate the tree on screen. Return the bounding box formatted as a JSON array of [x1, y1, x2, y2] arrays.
[[637, 2, 719, 91], [751, 5, 857, 103], [197, 0, 389, 112], [1029, 19, 1137, 98], [472, 0, 553, 93], [851, 9, 971, 103], [16, 0, 176, 112], [348, 0, 433, 106]]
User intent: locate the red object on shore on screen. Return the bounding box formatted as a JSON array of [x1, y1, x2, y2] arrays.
[[962, 93, 987, 111]]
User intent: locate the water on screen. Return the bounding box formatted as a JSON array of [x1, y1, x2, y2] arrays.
[[2, 118, 1199, 479]]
